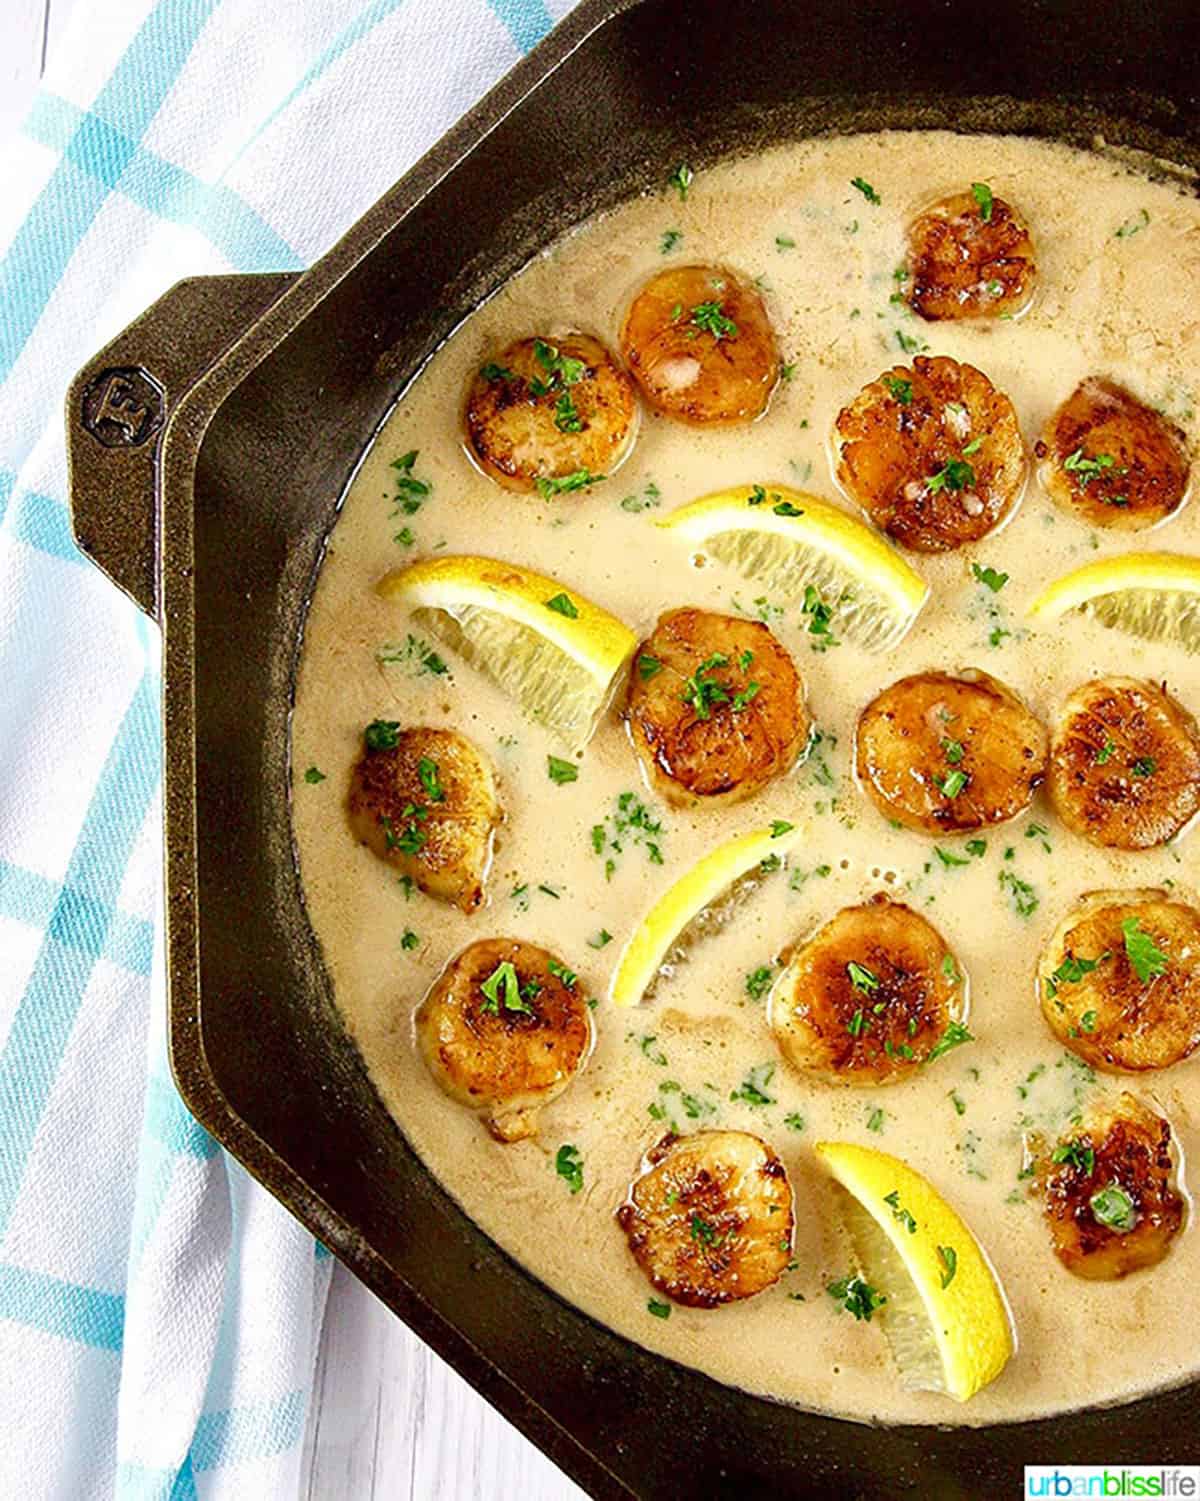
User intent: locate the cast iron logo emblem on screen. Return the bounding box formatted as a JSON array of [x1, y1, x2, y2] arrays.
[[81, 367, 165, 449]]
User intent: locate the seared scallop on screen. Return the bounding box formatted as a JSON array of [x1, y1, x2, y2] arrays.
[[463, 333, 637, 494], [347, 722, 501, 912], [619, 264, 779, 425], [624, 607, 808, 808], [855, 669, 1048, 835], [903, 187, 1037, 321], [1037, 377, 1191, 530], [1036, 1093, 1184, 1279], [769, 898, 966, 1086], [835, 356, 1026, 552], [616, 1130, 793, 1307], [1049, 677, 1200, 850], [416, 938, 592, 1142], [1039, 889, 1200, 1072]]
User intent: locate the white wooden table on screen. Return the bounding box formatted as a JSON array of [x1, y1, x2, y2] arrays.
[[6, 5, 583, 1494]]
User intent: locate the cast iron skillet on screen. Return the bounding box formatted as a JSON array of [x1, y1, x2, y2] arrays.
[[66, 1, 1200, 1494]]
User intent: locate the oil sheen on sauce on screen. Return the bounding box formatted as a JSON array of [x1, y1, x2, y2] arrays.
[[291, 131, 1200, 1425]]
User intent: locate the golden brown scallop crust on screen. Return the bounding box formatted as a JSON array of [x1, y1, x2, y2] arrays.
[[624, 608, 808, 808], [619, 264, 779, 425], [769, 898, 966, 1086], [346, 724, 500, 912], [1049, 677, 1200, 850], [1038, 889, 1200, 1073], [834, 356, 1026, 552], [463, 333, 637, 493], [616, 1131, 794, 1307], [1036, 1094, 1184, 1280], [1036, 378, 1191, 531], [904, 189, 1037, 321], [415, 937, 592, 1142], [855, 668, 1048, 835]]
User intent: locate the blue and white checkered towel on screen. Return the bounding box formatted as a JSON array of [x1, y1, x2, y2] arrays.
[[0, 1, 580, 1495]]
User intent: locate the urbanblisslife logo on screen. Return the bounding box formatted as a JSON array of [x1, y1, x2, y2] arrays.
[[1025, 1469, 1199, 1497]]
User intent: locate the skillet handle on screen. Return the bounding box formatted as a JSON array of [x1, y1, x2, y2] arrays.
[[66, 271, 297, 620]]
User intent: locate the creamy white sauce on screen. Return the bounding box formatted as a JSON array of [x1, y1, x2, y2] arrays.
[[292, 131, 1200, 1425]]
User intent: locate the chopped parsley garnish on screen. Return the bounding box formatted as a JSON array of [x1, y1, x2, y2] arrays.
[[1080, 1009, 1098, 1033], [681, 652, 731, 719], [376, 634, 450, 677], [364, 718, 401, 751], [730, 1062, 776, 1106], [1044, 951, 1108, 999], [620, 481, 662, 513], [848, 1010, 871, 1038], [935, 846, 970, 869], [936, 769, 969, 799], [1095, 739, 1116, 765], [690, 1212, 726, 1247], [303, 766, 326, 784], [999, 869, 1038, 918], [391, 450, 430, 499], [941, 737, 965, 765], [884, 376, 913, 404], [660, 228, 683, 254], [884, 1189, 918, 1234], [535, 467, 603, 500], [827, 1274, 886, 1320], [776, 233, 796, 250], [746, 966, 774, 1002], [690, 301, 738, 340], [1090, 1183, 1136, 1232], [546, 755, 579, 785], [1122, 917, 1169, 982], [971, 181, 994, 222], [926, 1021, 975, 1063], [418, 756, 445, 802], [592, 791, 665, 877], [647, 1297, 671, 1319], [784, 1112, 806, 1132], [480, 362, 516, 383], [1063, 449, 1118, 487], [668, 163, 694, 200], [554, 389, 583, 433], [773, 500, 803, 517], [770, 820, 794, 838], [1052, 1138, 1096, 1176], [731, 681, 761, 712], [479, 960, 534, 1015], [943, 955, 961, 985], [548, 959, 578, 988], [544, 591, 580, 618], [1131, 756, 1157, 778], [638, 653, 663, 681], [400, 929, 419, 951], [588, 929, 613, 949], [847, 961, 880, 995], [927, 457, 976, 493], [937, 1244, 958, 1288], [1114, 208, 1150, 238], [555, 1144, 584, 1194], [802, 584, 839, 651], [531, 338, 586, 391], [971, 562, 1009, 592], [850, 176, 881, 205]]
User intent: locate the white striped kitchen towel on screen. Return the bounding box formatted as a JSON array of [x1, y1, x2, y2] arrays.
[[0, 1, 582, 1496]]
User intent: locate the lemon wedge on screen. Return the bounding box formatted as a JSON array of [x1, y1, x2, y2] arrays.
[[657, 484, 928, 650], [610, 822, 802, 1008], [1028, 552, 1200, 653], [815, 1141, 1014, 1402], [377, 555, 637, 748]]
